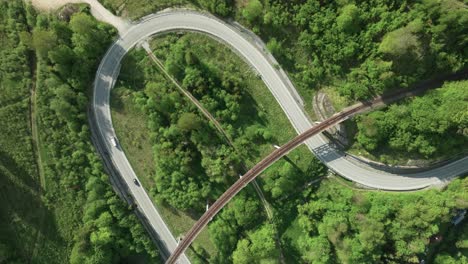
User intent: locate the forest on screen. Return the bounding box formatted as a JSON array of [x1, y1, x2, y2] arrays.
[[230, 0, 467, 101], [0, 1, 158, 263], [284, 177, 468, 264], [355, 80, 467, 161], [0, 0, 466, 263], [236, 0, 467, 161]]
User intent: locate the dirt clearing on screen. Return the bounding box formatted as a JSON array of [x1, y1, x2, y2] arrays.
[[30, 0, 130, 34]]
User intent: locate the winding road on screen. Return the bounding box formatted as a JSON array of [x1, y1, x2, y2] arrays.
[[89, 8, 468, 263]]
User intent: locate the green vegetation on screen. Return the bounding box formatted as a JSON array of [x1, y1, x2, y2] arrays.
[[101, 0, 467, 101], [111, 32, 324, 262], [111, 85, 217, 258], [98, 0, 233, 19], [36, 8, 159, 264], [351, 80, 467, 163], [242, 0, 263, 28], [433, 217, 468, 264], [2, 0, 465, 263], [247, 0, 467, 101], [235, 0, 467, 163], [109, 2, 467, 258], [283, 177, 468, 264], [0, 1, 67, 262], [117, 32, 319, 211], [1, 1, 159, 263], [100, 0, 468, 162]]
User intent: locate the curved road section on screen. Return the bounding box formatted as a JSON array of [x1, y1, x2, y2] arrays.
[[92, 9, 468, 263]]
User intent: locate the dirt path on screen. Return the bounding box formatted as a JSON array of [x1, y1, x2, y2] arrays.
[[23, 30, 48, 260], [30, 0, 131, 34], [29, 56, 46, 263], [29, 59, 45, 190]]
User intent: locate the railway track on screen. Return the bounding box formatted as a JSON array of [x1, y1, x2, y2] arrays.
[[166, 69, 468, 262], [166, 98, 375, 263]]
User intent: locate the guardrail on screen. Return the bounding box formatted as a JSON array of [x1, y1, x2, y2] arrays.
[[345, 152, 468, 174]]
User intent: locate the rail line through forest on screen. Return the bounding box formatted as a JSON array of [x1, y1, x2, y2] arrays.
[[165, 69, 468, 263], [166, 98, 381, 263]]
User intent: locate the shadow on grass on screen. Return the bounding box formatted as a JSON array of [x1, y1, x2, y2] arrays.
[[282, 155, 304, 173], [235, 91, 266, 129], [110, 88, 126, 113], [119, 50, 146, 91], [281, 236, 303, 264], [0, 153, 65, 262], [0, 149, 40, 192]]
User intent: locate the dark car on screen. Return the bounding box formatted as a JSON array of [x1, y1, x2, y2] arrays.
[[133, 178, 140, 186]]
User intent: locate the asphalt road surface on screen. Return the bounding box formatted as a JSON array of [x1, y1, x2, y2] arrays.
[[92, 9, 468, 263]]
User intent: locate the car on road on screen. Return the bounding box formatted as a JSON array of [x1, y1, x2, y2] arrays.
[[110, 136, 118, 147], [133, 178, 140, 186]]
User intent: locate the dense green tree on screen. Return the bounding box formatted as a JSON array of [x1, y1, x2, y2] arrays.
[[434, 254, 468, 264], [232, 223, 278, 264], [209, 215, 239, 262], [336, 4, 361, 33], [262, 2, 291, 29], [293, 178, 468, 263], [379, 19, 424, 58], [69, 12, 115, 66], [48, 45, 76, 77], [183, 66, 207, 95], [297, 235, 332, 264], [205, 192, 268, 262], [32, 29, 57, 58], [232, 239, 252, 264], [230, 196, 262, 229], [266, 37, 282, 58], [238, 0, 467, 102], [177, 112, 202, 131], [355, 80, 467, 159], [264, 162, 298, 199], [242, 0, 263, 24], [198, 0, 233, 17]]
